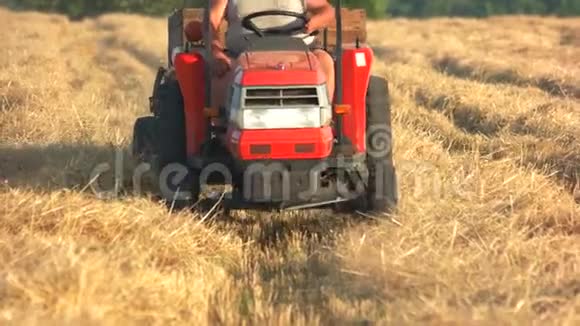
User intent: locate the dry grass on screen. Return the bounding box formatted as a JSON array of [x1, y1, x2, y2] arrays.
[[0, 7, 578, 325], [369, 16, 580, 99]]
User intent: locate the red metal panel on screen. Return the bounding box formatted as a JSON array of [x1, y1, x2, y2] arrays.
[[226, 127, 334, 161], [241, 70, 325, 86], [173, 53, 207, 156], [340, 47, 373, 154]]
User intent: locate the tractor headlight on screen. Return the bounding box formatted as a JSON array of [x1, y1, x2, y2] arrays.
[[242, 107, 322, 130]]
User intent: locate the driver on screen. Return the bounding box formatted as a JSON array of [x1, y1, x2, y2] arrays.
[[208, 0, 336, 103]]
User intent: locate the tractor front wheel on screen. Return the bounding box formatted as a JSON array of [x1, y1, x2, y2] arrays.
[[154, 75, 200, 209], [363, 75, 398, 214]]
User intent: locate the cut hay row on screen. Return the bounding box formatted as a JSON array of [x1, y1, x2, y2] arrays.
[[431, 55, 580, 99], [380, 61, 580, 192], [368, 17, 580, 99]]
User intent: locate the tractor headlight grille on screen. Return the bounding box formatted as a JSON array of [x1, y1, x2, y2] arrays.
[[230, 85, 331, 130], [244, 87, 320, 108]]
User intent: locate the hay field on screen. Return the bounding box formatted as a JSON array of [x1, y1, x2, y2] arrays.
[[0, 7, 579, 325]]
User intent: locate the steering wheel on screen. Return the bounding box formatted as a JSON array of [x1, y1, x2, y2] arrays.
[[241, 10, 309, 37]]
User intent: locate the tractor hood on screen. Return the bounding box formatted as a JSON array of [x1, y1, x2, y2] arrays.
[[236, 51, 326, 87], [239, 51, 319, 72]]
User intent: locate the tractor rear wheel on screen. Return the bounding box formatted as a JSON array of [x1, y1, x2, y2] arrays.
[[153, 75, 200, 209], [363, 75, 398, 213]]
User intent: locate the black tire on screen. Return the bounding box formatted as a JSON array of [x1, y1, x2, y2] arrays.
[[364, 75, 398, 213], [153, 76, 200, 208], [132, 116, 159, 164], [149, 67, 166, 115]]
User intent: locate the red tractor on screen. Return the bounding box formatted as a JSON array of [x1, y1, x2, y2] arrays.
[[132, 2, 398, 213]]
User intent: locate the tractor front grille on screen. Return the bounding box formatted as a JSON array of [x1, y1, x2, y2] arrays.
[[243, 87, 320, 108]]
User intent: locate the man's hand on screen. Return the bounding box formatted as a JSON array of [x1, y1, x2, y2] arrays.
[[305, 20, 317, 35], [212, 46, 232, 77], [305, 0, 334, 33]]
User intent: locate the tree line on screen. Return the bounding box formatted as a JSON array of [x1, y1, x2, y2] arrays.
[[3, 0, 579, 18], [373, 0, 580, 17]]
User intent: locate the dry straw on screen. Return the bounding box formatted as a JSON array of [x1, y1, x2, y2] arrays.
[[0, 8, 578, 325]]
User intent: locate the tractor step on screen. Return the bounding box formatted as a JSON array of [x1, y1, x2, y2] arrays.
[[283, 198, 349, 210], [220, 190, 350, 212]]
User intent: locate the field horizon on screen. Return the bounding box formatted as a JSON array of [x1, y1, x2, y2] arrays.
[[0, 7, 578, 325]]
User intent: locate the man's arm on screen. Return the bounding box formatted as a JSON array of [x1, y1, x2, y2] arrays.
[[206, 0, 232, 76], [305, 0, 335, 33], [208, 0, 228, 50]]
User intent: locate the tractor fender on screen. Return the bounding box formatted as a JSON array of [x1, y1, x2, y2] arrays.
[[173, 52, 208, 157]]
